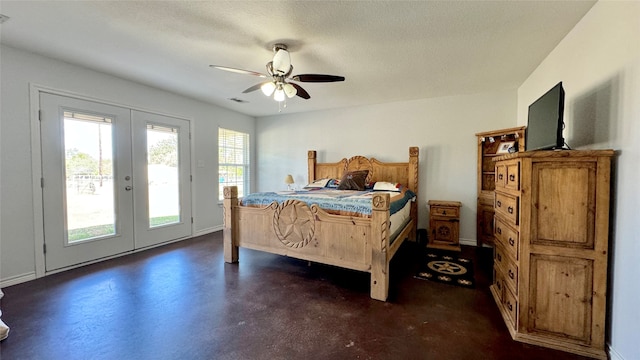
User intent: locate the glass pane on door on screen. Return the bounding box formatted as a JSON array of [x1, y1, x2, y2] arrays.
[[63, 111, 116, 243], [146, 124, 180, 228]]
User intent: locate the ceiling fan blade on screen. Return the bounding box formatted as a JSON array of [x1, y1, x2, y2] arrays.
[[290, 74, 345, 83], [290, 83, 310, 99], [272, 49, 291, 75], [210, 65, 268, 78], [242, 83, 265, 93]]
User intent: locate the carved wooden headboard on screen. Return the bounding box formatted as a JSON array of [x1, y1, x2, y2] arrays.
[[307, 147, 419, 194]]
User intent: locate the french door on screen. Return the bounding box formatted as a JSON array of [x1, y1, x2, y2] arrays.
[[40, 93, 191, 272]]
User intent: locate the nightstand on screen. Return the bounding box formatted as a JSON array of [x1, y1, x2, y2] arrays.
[[427, 200, 462, 251]]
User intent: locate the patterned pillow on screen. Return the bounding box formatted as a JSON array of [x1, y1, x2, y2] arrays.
[[337, 170, 369, 191], [326, 178, 341, 188]]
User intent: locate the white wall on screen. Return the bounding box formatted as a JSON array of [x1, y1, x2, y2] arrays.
[[517, 2, 639, 359], [256, 89, 517, 242], [0, 45, 255, 285]]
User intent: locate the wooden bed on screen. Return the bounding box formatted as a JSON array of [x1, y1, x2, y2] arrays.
[[223, 147, 419, 301]]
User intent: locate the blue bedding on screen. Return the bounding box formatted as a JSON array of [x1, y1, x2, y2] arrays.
[[240, 188, 416, 216]]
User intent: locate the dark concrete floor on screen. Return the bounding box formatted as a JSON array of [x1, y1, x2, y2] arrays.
[[0, 232, 590, 360]]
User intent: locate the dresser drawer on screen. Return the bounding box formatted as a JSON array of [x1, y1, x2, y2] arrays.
[[495, 163, 507, 189], [495, 161, 520, 190], [504, 286, 518, 327], [505, 162, 520, 191], [494, 244, 508, 270], [494, 217, 519, 260], [495, 192, 519, 225], [493, 265, 505, 303], [503, 258, 518, 295], [495, 244, 518, 293]]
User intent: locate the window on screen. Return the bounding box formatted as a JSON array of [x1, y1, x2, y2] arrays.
[[218, 128, 250, 201]]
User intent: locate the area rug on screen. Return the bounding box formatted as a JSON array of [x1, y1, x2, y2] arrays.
[[414, 251, 475, 288]]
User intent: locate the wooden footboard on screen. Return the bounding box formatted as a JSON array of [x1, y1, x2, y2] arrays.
[[224, 186, 406, 301]]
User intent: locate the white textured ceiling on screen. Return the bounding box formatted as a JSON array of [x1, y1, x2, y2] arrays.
[[0, 1, 595, 117]]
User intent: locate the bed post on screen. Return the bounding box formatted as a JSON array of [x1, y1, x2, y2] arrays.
[[408, 146, 419, 241], [370, 192, 391, 301], [223, 186, 239, 263], [308, 150, 317, 183]]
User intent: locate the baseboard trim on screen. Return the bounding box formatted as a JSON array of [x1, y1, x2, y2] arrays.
[[193, 225, 222, 237], [608, 344, 625, 360], [1, 272, 37, 288], [459, 238, 478, 247]]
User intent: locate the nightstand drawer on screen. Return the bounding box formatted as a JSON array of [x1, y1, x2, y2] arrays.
[[428, 200, 462, 218], [431, 206, 460, 218]]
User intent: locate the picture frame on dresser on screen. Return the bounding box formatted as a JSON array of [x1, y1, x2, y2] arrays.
[[496, 141, 515, 154]]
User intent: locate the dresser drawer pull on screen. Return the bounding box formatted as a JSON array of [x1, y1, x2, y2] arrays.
[[508, 206, 514, 214], [496, 227, 502, 235], [496, 281, 502, 290], [508, 269, 514, 279], [496, 253, 502, 262], [509, 174, 515, 181], [507, 301, 513, 311], [508, 238, 515, 246], [498, 174, 504, 180], [496, 200, 502, 207]]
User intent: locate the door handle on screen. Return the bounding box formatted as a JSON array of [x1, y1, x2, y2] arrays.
[[125, 186, 132, 191]]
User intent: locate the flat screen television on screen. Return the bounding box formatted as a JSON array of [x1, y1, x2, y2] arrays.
[[526, 81, 565, 151]]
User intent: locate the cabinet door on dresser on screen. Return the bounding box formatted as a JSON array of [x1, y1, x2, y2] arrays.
[[527, 255, 595, 342], [521, 159, 608, 349], [477, 200, 495, 246]]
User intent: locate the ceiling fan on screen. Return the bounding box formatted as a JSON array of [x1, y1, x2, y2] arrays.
[[210, 44, 345, 103]]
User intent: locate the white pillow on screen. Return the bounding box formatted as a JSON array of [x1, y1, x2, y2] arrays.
[[304, 178, 331, 188], [372, 181, 402, 192]]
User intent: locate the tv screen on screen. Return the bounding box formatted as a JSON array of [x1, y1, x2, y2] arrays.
[[526, 82, 565, 151]]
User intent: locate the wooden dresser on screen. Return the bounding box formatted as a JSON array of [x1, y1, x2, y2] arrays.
[[490, 150, 614, 359]]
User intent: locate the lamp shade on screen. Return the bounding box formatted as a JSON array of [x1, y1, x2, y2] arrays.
[[283, 83, 297, 98], [274, 87, 285, 102], [261, 82, 276, 96], [284, 174, 294, 185], [272, 49, 291, 75]]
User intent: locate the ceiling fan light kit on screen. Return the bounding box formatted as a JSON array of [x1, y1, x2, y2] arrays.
[[210, 43, 345, 109]]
